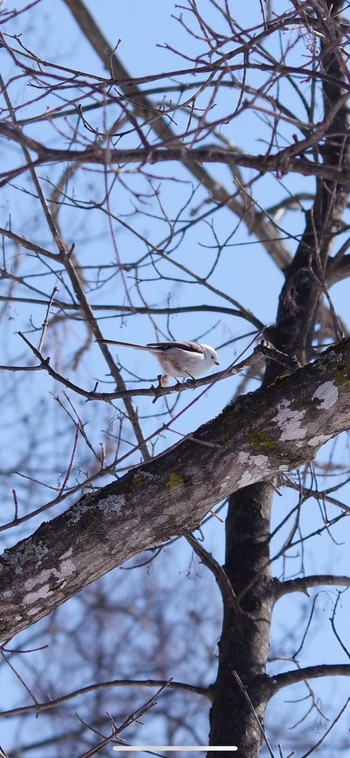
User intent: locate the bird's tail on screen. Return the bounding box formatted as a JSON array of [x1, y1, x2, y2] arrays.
[[96, 338, 150, 352]]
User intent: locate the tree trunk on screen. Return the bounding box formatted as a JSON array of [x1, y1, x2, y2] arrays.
[[209, 482, 273, 755]]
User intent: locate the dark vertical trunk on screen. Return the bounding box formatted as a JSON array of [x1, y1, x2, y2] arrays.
[[209, 482, 274, 756]]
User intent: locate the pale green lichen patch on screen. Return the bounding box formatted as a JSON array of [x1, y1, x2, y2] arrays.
[[167, 472, 185, 488], [26, 586, 53, 610], [335, 365, 350, 389], [309, 433, 331, 448], [0, 541, 49, 575], [312, 381, 338, 409], [247, 429, 279, 453], [131, 470, 156, 488], [272, 399, 306, 443], [61, 547, 73, 560], [25, 569, 59, 592], [67, 493, 96, 525], [98, 493, 125, 514], [68, 500, 92, 524], [68, 491, 125, 523], [23, 555, 76, 610], [60, 557, 76, 577], [24, 568, 58, 610], [237, 451, 271, 488], [132, 473, 147, 488]]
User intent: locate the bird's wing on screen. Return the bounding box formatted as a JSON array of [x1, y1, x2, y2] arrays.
[[146, 341, 204, 354]]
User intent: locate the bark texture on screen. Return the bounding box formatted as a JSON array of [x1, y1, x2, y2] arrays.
[[209, 482, 273, 756], [1, 339, 350, 641]]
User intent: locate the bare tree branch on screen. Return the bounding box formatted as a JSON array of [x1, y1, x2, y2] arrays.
[[0, 677, 209, 719], [271, 665, 350, 695], [1, 337, 350, 640], [275, 574, 350, 598]]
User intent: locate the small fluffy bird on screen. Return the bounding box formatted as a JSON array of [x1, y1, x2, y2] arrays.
[[98, 339, 219, 386]]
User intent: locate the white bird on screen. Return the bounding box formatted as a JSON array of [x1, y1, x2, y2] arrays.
[[97, 339, 219, 386]]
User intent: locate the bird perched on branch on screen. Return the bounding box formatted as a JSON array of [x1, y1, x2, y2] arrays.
[[97, 338, 219, 386]]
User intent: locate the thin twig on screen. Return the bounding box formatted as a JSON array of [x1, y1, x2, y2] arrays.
[[38, 285, 58, 352], [299, 698, 350, 758], [186, 535, 242, 615], [232, 670, 274, 757]]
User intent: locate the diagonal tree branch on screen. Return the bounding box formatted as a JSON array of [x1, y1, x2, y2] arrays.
[[1, 337, 350, 641]]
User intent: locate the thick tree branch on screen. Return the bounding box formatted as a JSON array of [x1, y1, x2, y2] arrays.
[[1, 338, 350, 641], [270, 664, 350, 695], [275, 574, 350, 598]]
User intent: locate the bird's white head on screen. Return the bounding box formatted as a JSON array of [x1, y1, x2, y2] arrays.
[[202, 344, 220, 369]]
